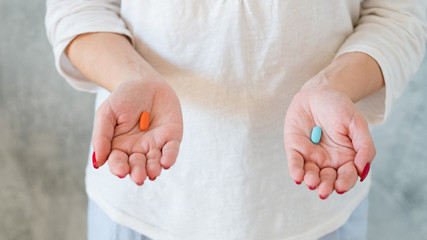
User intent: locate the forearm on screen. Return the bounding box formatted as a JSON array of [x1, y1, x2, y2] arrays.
[[65, 32, 161, 92], [303, 52, 385, 103]]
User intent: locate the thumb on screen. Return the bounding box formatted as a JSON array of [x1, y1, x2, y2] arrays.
[[91, 100, 115, 169], [348, 110, 376, 182]]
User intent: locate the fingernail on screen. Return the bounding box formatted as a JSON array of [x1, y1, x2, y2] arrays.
[[118, 175, 126, 179], [360, 162, 371, 182], [309, 186, 317, 190], [295, 180, 302, 185], [336, 190, 346, 194], [319, 195, 329, 200], [137, 181, 144, 186], [92, 152, 98, 169]]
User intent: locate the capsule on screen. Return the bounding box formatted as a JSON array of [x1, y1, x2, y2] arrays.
[[311, 126, 322, 144], [139, 111, 150, 131]]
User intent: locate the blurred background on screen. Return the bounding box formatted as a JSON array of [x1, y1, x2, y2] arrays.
[[0, 1, 426, 239]]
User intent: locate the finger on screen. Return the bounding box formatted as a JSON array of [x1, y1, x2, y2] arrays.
[[129, 153, 147, 186], [160, 140, 181, 170], [304, 162, 320, 190], [318, 167, 337, 199], [285, 148, 305, 184], [348, 112, 376, 181], [146, 149, 162, 180], [92, 102, 116, 168], [107, 149, 130, 178], [285, 133, 323, 166], [335, 161, 358, 194]]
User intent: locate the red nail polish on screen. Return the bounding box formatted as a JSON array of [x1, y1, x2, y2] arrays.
[[92, 152, 98, 169], [319, 195, 328, 200], [309, 186, 316, 190], [118, 175, 125, 179], [336, 190, 346, 194], [360, 162, 371, 182], [295, 180, 302, 185]]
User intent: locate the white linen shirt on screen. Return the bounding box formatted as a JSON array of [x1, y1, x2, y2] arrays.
[[46, 1, 427, 239]]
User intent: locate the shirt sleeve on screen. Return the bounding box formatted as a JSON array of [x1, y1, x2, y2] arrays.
[[45, 0, 133, 92], [336, 0, 427, 125]]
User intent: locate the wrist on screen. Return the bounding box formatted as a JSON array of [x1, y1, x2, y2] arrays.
[[109, 62, 164, 92], [301, 52, 384, 103], [66, 32, 164, 92]]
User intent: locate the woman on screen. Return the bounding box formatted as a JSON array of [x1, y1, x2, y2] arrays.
[[46, 1, 426, 239]]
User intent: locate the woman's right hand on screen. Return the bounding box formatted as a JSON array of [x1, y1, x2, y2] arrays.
[[92, 79, 183, 186]]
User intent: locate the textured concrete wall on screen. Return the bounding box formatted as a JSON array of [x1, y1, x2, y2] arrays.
[[0, 1, 91, 239], [0, 1, 426, 239], [368, 49, 427, 239]]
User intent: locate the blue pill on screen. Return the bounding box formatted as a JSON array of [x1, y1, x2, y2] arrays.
[[311, 126, 322, 144]]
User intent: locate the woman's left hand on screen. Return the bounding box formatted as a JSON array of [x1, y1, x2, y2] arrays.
[[284, 83, 375, 199]]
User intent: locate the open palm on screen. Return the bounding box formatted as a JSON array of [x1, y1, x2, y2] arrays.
[[92, 80, 183, 185], [284, 87, 375, 199]]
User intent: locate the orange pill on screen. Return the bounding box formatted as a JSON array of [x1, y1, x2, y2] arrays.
[[139, 111, 150, 131]]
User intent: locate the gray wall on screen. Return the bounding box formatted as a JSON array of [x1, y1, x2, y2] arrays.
[[0, 1, 426, 239]]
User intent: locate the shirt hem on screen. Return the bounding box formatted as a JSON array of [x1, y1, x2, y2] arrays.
[[86, 174, 371, 240]]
